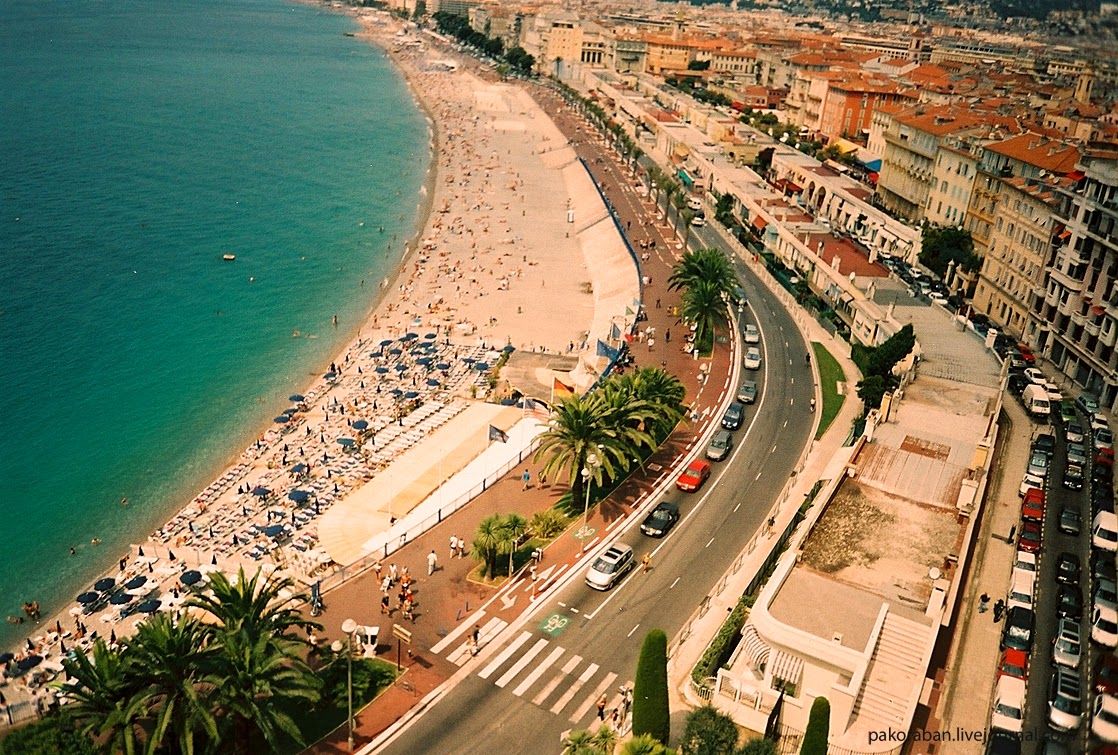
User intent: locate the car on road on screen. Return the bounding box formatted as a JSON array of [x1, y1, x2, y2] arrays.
[[998, 648, 1029, 680], [1067, 442, 1089, 465], [1094, 605, 1118, 649], [1025, 367, 1046, 385], [1014, 551, 1037, 574], [1056, 584, 1083, 619], [1053, 618, 1083, 669], [1027, 450, 1050, 479], [1059, 506, 1082, 536], [1001, 606, 1035, 652], [585, 544, 635, 590], [1048, 667, 1084, 733], [1094, 694, 1118, 744], [743, 347, 762, 370], [1094, 412, 1111, 433], [1098, 427, 1115, 451], [1020, 472, 1045, 496], [1098, 578, 1118, 613], [737, 381, 758, 404], [1064, 463, 1085, 490], [1021, 488, 1045, 522], [743, 324, 760, 344], [985, 730, 1021, 755], [1077, 394, 1101, 415], [1095, 654, 1118, 695], [991, 675, 1026, 734], [640, 502, 680, 538], [1007, 570, 1035, 611], [705, 430, 733, 462], [1066, 422, 1087, 445], [722, 402, 744, 431], [1056, 552, 1082, 585], [1033, 431, 1057, 457], [676, 460, 712, 492], [1018, 521, 1043, 553]]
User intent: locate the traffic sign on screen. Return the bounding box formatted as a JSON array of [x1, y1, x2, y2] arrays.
[[392, 624, 413, 644]]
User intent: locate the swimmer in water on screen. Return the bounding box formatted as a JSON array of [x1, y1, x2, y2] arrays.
[[293, 330, 300, 338]]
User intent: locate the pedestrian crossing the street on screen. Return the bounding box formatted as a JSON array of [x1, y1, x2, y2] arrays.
[[442, 622, 633, 725]]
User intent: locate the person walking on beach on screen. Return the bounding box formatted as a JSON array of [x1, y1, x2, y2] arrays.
[[427, 549, 438, 576]]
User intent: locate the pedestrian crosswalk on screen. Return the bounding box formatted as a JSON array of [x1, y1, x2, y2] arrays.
[[437, 612, 633, 726]]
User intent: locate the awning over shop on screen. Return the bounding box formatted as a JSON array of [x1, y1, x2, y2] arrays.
[[752, 216, 768, 231], [786, 182, 803, 194], [741, 624, 771, 672], [769, 650, 804, 688], [678, 169, 694, 188]]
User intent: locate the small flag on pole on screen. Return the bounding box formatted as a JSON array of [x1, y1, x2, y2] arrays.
[[552, 377, 576, 400], [488, 425, 509, 443], [523, 398, 550, 422]]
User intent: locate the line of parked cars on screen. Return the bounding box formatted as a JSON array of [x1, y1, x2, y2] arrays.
[[991, 366, 1118, 752]]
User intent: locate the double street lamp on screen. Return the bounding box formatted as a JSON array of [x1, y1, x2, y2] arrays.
[[580, 451, 601, 552], [330, 617, 359, 752]]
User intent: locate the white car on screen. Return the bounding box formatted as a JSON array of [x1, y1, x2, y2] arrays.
[[991, 675, 1026, 733], [1094, 412, 1111, 433], [1024, 367, 1046, 385], [1095, 694, 1118, 744], [1007, 569, 1035, 611], [743, 324, 760, 344], [743, 347, 762, 370], [1095, 605, 1118, 649], [1019, 472, 1045, 497], [1048, 667, 1083, 733], [1052, 618, 1082, 669]]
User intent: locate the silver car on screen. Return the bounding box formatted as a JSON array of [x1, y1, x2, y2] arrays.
[[706, 430, 733, 461], [585, 544, 635, 591], [744, 324, 760, 344], [1052, 618, 1082, 669], [737, 380, 758, 404], [744, 347, 762, 370]]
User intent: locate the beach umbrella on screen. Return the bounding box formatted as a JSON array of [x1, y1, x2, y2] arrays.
[[124, 575, 147, 590], [289, 394, 305, 403], [388, 348, 403, 355], [282, 407, 299, 416], [474, 362, 489, 371], [17, 655, 42, 672], [503, 344, 515, 353], [274, 415, 290, 424], [324, 371, 338, 380], [416, 357, 433, 366], [374, 366, 389, 374], [76, 592, 99, 605], [288, 490, 310, 504], [94, 577, 115, 592], [352, 419, 369, 431], [110, 593, 133, 606], [168, 550, 176, 562], [136, 600, 161, 614], [436, 362, 450, 370], [404, 391, 419, 399], [390, 388, 404, 397], [462, 357, 476, 365], [251, 486, 270, 498], [337, 437, 355, 448], [404, 332, 418, 341], [0, 652, 13, 664], [181, 570, 202, 586], [263, 524, 285, 538], [394, 364, 408, 372], [290, 463, 308, 474], [424, 332, 437, 339], [426, 378, 440, 387], [379, 339, 394, 347]]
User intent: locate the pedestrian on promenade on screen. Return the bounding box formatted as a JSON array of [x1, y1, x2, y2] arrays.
[[373, 561, 382, 582], [381, 594, 391, 615], [389, 563, 398, 583], [428, 550, 438, 576], [993, 599, 1005, 622], [596, 695, 607, 720], [522, 470, 531, 490], [530, 564, 537, 582], [641, 554, 651, 573], [381, 575, 391, 594], [450, 535, 459, 558], [665, 328, 670, 343], [457, 539, 467, 558], [403, 600, 414, 623], [472, 624, 480, 647]]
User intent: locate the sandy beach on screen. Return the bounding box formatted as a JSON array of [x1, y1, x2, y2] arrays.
[[1, 7, 639, 722]]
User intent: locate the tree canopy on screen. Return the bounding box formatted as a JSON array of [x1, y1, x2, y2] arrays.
[[919, 225, 979, 278]]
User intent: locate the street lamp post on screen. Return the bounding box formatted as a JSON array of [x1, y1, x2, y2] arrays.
[[337, 618, 359, 752], [580, 452, 600, 552]]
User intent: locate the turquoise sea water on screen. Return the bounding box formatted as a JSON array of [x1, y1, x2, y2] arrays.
[[0, 0, 428, 648]]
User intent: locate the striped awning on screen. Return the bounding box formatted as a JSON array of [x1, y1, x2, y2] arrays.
[[770, 650, 804, 687], [741, 623, 771, 671]]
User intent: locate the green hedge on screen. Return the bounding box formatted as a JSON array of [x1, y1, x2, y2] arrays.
[[691, 594, 755, 685], [633, 629, 670, 744]]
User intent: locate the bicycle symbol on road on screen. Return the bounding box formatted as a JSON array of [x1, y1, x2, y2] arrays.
[[573, 525, 596, 542], [540, 613, 570, 637]]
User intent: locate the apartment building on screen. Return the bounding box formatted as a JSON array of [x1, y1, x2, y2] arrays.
[[1045, 153, 1118, 408], [925, 141, 979, 228], [818, 78, 918, 142]]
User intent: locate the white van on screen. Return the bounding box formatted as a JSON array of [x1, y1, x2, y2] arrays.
[[686, 196, 703, 211], [1095, 512, 1118, 553], [1022, 384, 1051, 418]]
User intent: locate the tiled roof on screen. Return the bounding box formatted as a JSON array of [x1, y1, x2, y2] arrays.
[[986, 133, 1081, 173]]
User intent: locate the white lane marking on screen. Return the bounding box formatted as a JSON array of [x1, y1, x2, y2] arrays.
[[734, 502, 742, 512], [627, 623, 640, 638], [771, 445, 777, 454], [513, 645, 566, 697], [570, 672, 619, 723], [431, 609, 485, 654], [495, 638, 549, 688], [706, 537, 715, 547], [551, 663, 599, 714], [532, 654, 581, 706], [670, 577, 681, 588], [478, 631, 532, 680]]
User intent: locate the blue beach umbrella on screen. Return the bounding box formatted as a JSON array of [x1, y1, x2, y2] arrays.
[[110, 593, 133, 606], [94, 577, 116, 592], [424, 332, 437, 339], [263, 524, 285, 538], [416, 357, 433, 366], [403, 332, 419, 341], [436, 362, 451, 370], [394, 364, 408, 372], [274, 415, 290, 424], [404, 391, 419, 399], [474, 362, 489, 371], [16, 655, 42, 672], [124, 575, 148, 590], [502, 345, 515, 353], [0, 652, 14, 664], [136, 599, 161, 614], [282, 407, 299, 416], [379, 339, 394, 347], [76, 592, 99, 605], [324, 371, 338, 380], [426, 378, 440, 387], [352, 419, 369, 431], [390, 388, 404, 397], [290, 463, 308, 474], [289, 394, 305, 402], [375, 366, 389, 374], [180, 570, 203, 586], [337, 437, 356, 448], [462, 357, 476, 365], [388, 348, 403, 356], [252, 486, 271, 498], [288, 490, 310, 503]]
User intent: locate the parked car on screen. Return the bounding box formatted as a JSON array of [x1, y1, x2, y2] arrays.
[[1001, 606, 1035, 652], [706, 430, 734, 462], [1025, 367, 1047, 385], [1095, 551, 1118, 583], [737, 380, 758, 404], [985, 730, 1021, 755], [1065, 463, 1085, 490], [676, 460, 712, 492], [1018, 520, 1043, 553], [998, 648, 1029, 680], [1048, 667, 1084, 733], [1020, 472, 1046, 497], [1098, 578, 1118, 613], [1098, 427, 1115, 451], [1027, 450, 1050, 479], [743, 347, 762, 370], [1021, 488, 1046, 522], [1067, 442, 1089, 465], [743, 324, 760, 344], [1014, 551, 1037, 574], [1094, 694, 1118, 744], [1094, 605, 1118, 649], [1053, 618, 1083, 669], [1033, 431, 1057, 457], [1059, 506, 1082, 536], [1095, 654, 1118, 695], [1057, 584, 1083, 620], [1078, 394, 1102, 415], [1056, 552, 1082, 585], [640, 502, 680, 538], [721, 402, 744, 431], [1094, 413, 1111, 433], [1008, 570, 1035, 611], [585, 544, 635, 590], [1060, 399, 1078, 424], [1066, 422, 1087, 445], [991, 675, 1026, 733]]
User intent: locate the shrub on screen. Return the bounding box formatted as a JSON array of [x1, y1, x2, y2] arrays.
[[801, 697, 830, 755], [692, 594, 754, 685], [530, 509, 568, 540], [680, 704, 739, 754], [633, 629, 670, 744]]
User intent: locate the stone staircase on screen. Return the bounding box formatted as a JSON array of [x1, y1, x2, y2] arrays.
[[849, 612, 932, 735]]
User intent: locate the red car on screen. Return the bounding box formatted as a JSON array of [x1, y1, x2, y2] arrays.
[[676, 460, 712, 492], [1021, 487, 1046, 523], [1097, 654, 1118, 695], [1099, 448, 1116, 468], [998, 648, 1028, 680], [1017, 344, 1037, 363], [1018, 520, 1043, 553]]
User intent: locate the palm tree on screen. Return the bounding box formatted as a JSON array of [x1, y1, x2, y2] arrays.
[[620, 734, 669, 755], [123, 614, 217, 754], [592, 724, 619, 753], [681, 279, 730, 349], [472, 513, 504, 579], [500, 513, 528, 576], [669, 248, 736, 295], [562, 728, 597, 755], [618, 367, 687, 441], [185, 567, 318, 645], [60, 640, 145, 755]]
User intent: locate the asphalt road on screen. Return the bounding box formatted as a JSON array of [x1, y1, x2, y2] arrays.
[[378, 232, 815, 754]]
